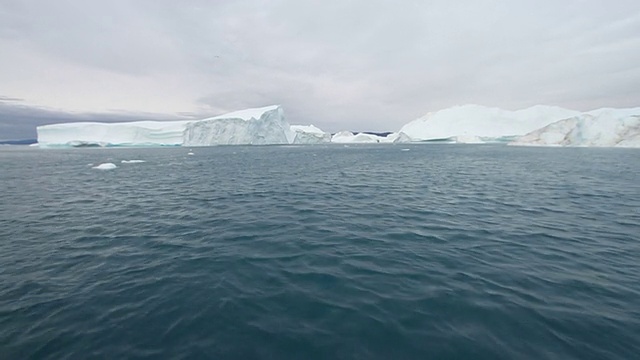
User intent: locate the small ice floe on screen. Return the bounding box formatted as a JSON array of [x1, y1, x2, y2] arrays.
[[87, 163, 94, 167], [92, 163, 117, 170], [401, 148, 411, 151], [121, 160, 146, 164], [187, 152, 195, 156]]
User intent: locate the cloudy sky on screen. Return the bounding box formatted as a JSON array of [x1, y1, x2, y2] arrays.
[[1, 0, 639, 139]]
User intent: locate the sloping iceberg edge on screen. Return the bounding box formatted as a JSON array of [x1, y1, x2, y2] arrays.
[[400, 104, 640, 147], [510, 110, 640, 148]]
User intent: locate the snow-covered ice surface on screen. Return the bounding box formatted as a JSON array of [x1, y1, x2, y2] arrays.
[[399, 105, 581, 142], [202, 105, 281, 121], [92, 163, 117, 170], [510, 109, 640, 148], [330, 131, 411, 144]]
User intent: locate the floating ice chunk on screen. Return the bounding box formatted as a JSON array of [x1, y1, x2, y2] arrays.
[[384, 132, 412, 143], [331, 131, 358, 143], [289, 125, 331, 144], [92, 163, 117, 170], [121, 160, 146, 163], [331, 131, 411, 143], [187, 152, 195, 156]]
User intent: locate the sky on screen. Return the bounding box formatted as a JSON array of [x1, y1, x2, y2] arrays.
[[1, 0, 640, 139]]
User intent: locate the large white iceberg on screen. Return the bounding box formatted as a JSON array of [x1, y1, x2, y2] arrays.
[[399, 105, 581, 142], [37, 105, 301, 147], [510, 108, 640, 148], [37, 120, 189, 147], [183, 106, 290, 146]]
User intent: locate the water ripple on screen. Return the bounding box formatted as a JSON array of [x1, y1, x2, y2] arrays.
[[1, 145, 639, 359]]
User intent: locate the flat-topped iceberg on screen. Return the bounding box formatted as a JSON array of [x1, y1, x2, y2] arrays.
[[399, 105, 581, 142], [38, 120, 189, 147], [510, 109, 640, 148], [37, 105, 295, 147]]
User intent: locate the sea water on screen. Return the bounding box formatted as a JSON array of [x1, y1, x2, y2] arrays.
[[1, 144, 639, 359]]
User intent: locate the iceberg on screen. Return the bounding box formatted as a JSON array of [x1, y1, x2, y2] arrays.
[[288, 125, 331, 144], [330, 131, 411, 144], [38, 120, 188, 147], [331, 131, 374, 143], [399, 105, 581, 142], [385, 132, 413, 143], [510, 109, 640, 148], [37, 105, 294, 147], [183, 105, 290, 146], [92, 163, 117, 170]]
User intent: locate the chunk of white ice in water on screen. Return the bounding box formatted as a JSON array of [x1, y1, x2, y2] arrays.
[[92, 163, 117, 170], [121, 160, 146, 163], [187, 152, 195, 156]]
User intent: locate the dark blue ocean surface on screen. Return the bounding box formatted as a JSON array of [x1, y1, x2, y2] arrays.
[[1, 144, 639, 359]]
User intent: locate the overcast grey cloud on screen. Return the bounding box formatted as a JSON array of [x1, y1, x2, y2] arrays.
[[1, 0, 639, 139]]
